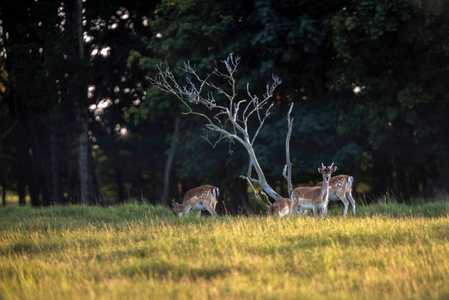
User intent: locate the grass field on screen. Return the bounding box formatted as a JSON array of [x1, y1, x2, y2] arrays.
[[1, 200, 449, 300]]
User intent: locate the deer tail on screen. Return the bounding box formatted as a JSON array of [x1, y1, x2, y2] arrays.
[[348, 176, 354, 190]]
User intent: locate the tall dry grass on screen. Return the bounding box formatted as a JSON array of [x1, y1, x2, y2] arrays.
[[1, 200, 448, 299]]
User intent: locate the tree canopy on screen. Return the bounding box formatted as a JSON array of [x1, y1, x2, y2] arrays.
[[1, 0, 449, 211]]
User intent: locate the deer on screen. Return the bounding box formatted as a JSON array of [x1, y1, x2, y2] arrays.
[[291, 163, 337, 217], [171, 185, 219, 218], [268, 198, 293, 218], [316, 174, 355, 216]]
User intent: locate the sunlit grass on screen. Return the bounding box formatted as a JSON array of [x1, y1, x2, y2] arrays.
[[1, 191, 29, 205], [1, 200, 449, 299]]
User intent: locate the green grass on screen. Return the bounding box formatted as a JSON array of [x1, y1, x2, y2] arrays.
[[1, 200, 449, 300]]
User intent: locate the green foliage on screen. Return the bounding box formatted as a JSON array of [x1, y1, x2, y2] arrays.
[[326, 0, 449, 195], [397, 83, 431, 109]]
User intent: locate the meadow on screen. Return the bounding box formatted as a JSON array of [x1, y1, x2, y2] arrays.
[[1, 199, 449, 300]]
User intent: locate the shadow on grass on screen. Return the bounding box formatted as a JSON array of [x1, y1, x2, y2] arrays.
[[120, 260, 231, 281]]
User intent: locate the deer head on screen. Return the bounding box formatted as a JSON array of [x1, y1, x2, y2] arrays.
[[171, 198, 183, 216], [318, 162, 337, 182]]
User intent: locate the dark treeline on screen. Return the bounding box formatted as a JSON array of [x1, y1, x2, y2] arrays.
[[1, 0, 449, 211]]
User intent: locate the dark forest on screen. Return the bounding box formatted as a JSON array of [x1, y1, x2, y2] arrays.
[[1, 0, 449, 212]]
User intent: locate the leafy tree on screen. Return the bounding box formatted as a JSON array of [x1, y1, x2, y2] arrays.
[[0, 0, 161, 205], [329, 0, 449, 196]]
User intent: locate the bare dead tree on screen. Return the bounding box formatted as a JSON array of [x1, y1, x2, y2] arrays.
[[149, 54, 294, 206]]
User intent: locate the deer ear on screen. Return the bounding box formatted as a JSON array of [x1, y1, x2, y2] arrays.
[[332, 166, 337, 173], [318, 168, 322, 174], [171, 199, 177, 206]]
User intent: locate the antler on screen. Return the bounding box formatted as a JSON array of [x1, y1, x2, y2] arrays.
[[330, 162, 334, 168], [321, 163, 325, 168]]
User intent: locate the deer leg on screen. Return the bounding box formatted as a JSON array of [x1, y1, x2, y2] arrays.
[[322, 199, 330, 217], [204, 203, 217, 219], [346, 192, 356, 215], [291, 200, 300, 215], [211, 197, 217, 211], [312, 205, 318, 218], [197, 210, 202, 218], [336, 192, 350, 217], [184, 206, 191, 217], [299, 206, 306, 216], [321, 206, 327, 218]]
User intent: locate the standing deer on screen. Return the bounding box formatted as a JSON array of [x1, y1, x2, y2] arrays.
[[291, 163, 337, 217], [316, 175, 356, 216], [268, 198, 293, 218], [172, 185, 219, 218]]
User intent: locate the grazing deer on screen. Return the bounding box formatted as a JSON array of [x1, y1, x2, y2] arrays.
[[172, 185, 219, 218], [291, 163, 337, 217], [268, 198, 293, 218], [316, 175, 355, 216]]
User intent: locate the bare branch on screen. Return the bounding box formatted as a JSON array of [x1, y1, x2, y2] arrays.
[[247, 160, 253, 179], [204, 123, 246, 145], [243, 83, 255, 120], [264, 74, 282, 99], [245, 77, 278, 123], [200, 132, 227, 149], [0, 120, 18, 144], [239, 175, 259, 183], [251, 102, 274, 145], [283, 103, 294, 197]]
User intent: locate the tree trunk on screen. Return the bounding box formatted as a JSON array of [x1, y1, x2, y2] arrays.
[[78, 116, 90, 204], [90, 117, 125, 203], [1, 178, 5, 206], [242, 140, 282, 202], [66, 134, 77, 203], [29, 178, 40, 207], [161, 116, 180, 204], [206, 124, 283, 203], [18, 176, 26, 206], [27, 113, 52, 205], [88, 144, 99, 204], [75, 0, 92, 205], [50, 127, 62, 204], [115, 167, 125, 203]]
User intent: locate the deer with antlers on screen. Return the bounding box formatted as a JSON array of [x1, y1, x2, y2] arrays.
[[172, 185, 219, 218], [290, 163, 337, 217], [316, 175, 356, 216]]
